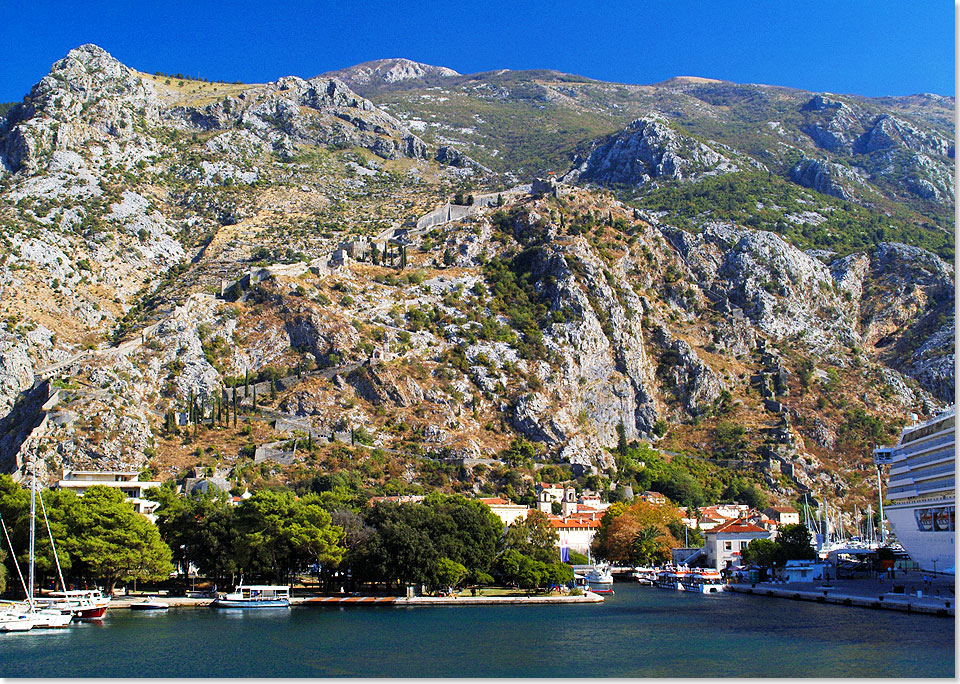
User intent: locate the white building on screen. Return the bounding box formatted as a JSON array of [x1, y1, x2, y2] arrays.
[[479, 497, 530, 526], [57, 470, 162, 521], [704, 519, 772, 571], [762, 506, 800, 526], [549, 515, 602, 556], [781, 559, 827, 583]]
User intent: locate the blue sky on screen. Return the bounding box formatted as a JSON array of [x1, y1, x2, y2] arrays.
[[1, 1, 954, 102]]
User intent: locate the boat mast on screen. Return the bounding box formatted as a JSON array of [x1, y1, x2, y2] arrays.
[[39, 489, 67, 592], [876, 464, 886, 544], [28, 463, 36, 605], [0, 515, 32, 609]]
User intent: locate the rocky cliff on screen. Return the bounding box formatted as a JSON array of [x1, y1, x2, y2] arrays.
[[0, 46, 952, 514]]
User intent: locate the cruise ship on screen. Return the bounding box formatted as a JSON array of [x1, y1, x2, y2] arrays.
[[874, 405, 954, 574]]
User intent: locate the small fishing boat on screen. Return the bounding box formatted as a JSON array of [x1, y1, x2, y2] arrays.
[[212, 584, 290, 608]]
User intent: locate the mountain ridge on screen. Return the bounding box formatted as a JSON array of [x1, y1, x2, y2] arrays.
[[0, 44, 951, 519]]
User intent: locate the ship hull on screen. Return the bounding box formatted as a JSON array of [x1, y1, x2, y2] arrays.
[[885, 500, 955, 573]]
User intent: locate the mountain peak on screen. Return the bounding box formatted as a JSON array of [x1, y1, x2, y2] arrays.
[[320, 58, 459, 89]]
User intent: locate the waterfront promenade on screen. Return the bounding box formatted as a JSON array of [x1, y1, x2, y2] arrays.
[[106, 590, 605, 609], [728, 568, 955, 616]]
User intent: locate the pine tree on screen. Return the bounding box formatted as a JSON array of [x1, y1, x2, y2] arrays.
[[496, 193, 503, 207]]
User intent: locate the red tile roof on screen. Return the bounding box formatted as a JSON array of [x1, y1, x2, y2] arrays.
[[707, 519, 768, 536], [479, 497, 512, 506], [549, 517, 601, 529]]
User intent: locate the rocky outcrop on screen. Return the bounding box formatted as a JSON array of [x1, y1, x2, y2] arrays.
[[569, 116, 738, 187], [801, 95, 863, 154], [165, 75, 427, 161], [320, 58, 459, 91], [1, 44, 162, 174], [790, 157, 862, 200]]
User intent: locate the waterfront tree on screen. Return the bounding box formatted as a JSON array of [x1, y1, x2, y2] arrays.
[[234, 490, 344, 583], [61, 486, 173, 593], [436, 557, 468, 589], [501, 510, 558, 564], [593, 500, 681, 564]]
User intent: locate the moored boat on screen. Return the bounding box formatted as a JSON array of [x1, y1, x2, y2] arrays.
[[130, 597, 169, 611], [35, 590, 110, 619], [874, 405, 955, 574], [212, 584, 291, 608], [679, 568, 725, 594]]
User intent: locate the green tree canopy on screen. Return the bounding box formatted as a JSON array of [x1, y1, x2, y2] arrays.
[[234, 489, 344, 582], [62, 486, 173, 593], [501, 510, 559, 564]]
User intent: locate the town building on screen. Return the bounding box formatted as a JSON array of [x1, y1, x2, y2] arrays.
[[762, 506, 800, 525], [703, 519, 772, 571], [57, 470, 162, 521], [548, 514, 602, 555], [479, 497, 530, 526], [368, 495, 425, 506], [639, 491, 667, 505], [536, 483, 577, 514]]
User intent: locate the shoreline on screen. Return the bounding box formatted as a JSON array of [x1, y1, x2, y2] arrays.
[[104, 591, 605, 610], [726, 583, 954, 617]]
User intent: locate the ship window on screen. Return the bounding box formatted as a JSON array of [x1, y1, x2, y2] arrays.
[[915, 509, 934, 532], [934, 507, 954, 532]]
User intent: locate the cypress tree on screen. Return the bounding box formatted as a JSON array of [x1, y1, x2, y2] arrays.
[[244, 370, 249, 398], [232, 388, 238, 426], [252, 385, 257, 411]]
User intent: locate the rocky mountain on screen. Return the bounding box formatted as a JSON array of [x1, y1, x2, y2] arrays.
[[0, 46, 952, 516], [319, 58, 459, 91]]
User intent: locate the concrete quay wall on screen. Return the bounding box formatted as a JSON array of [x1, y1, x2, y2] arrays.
[[727, 584, 954, 617]]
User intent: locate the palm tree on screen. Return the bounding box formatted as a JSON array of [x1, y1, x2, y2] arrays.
[[631, 526, 666, 566]]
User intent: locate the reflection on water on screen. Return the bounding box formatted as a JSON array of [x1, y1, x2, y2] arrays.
[[0, 585, 953, 678]]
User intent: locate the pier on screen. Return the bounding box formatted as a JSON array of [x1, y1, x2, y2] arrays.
[[727, 569, 954, 617]]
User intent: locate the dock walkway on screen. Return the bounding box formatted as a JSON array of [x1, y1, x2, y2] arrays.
[[107, 592, 604, 610], [728, 569, 954, 617]]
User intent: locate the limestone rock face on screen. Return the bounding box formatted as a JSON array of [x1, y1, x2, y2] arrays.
[[569, 116, 739, 187], [857, 242, 955, 401], [0, 340, 35, 416], [1, 44, 162, 174], [165, 75, 427, 161], [790, 157, 863, 200], [320, 58, 459, 89], [801, 95, 863, 153]]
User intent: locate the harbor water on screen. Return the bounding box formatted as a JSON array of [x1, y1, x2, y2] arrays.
[[0, 584, 953, 677]]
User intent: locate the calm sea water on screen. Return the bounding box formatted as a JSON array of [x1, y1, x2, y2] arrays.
[[0, 584, 953, 678]]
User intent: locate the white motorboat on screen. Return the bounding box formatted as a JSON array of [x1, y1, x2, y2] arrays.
[[212, 584, 291, 608], [130, 597, 170, 611]]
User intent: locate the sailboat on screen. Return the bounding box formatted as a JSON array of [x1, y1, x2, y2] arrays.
[[0, 464, 73, 632]]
